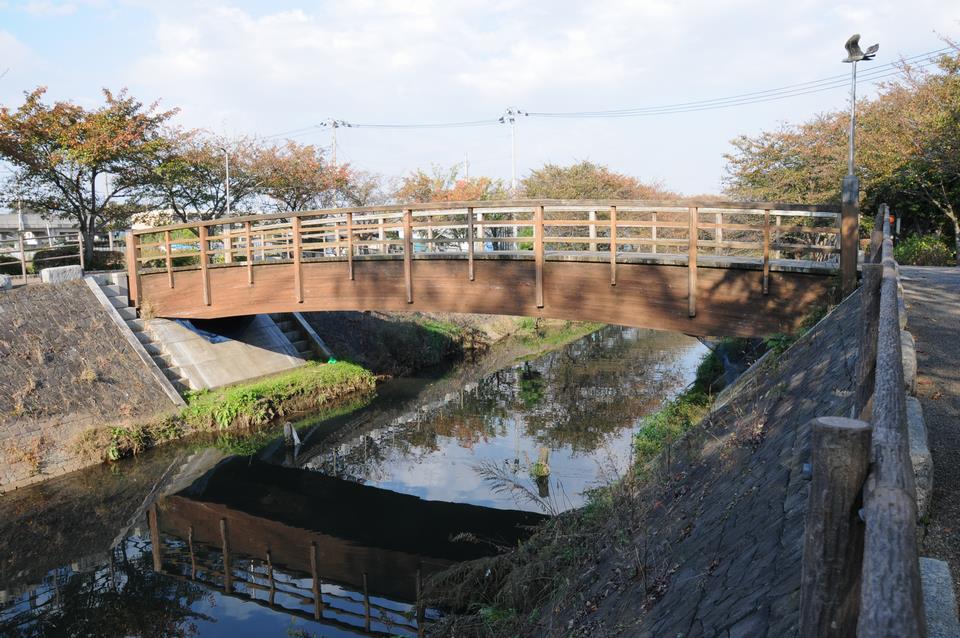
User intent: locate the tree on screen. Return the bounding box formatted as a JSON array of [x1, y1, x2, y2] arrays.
[[723, 46, 960, 264], [521, 160, 675, 200], [394, 165, 508, 203], [253, 140, 349, 211], [140, 131, 260, 223], [340, 169, 389, 207], [0, 87, 176, 262]]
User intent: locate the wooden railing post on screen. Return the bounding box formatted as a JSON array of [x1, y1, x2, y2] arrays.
[[534, 204, 544, 308], [310, 542, 322, 620], [148, 504, 163, 573], [220, 518, 232, 594], [800, 416, 872, 638], [651, 211, 658, 254], [223, 225, 233, 264], [292, 216, 303, 303], [164, 230, 174, 289], [715, 211, 723, 255], [244, 221, 253, 285], [467, 207, 475, 281], [125, 232, 140, 308], [346, 212, 354, 280], [609, 205, 617, 286], [589, 209, 598, 252], [687, 206, 698, 317], [763, 209, 771, 295], [403, 209, 413, 303], [198, 225, 211, 306]]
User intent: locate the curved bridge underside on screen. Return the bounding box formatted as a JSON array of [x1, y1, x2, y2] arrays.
[[140, 255, 835, 337]]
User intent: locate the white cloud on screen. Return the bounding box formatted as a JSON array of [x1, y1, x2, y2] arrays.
[[23, 0, 79, 16]]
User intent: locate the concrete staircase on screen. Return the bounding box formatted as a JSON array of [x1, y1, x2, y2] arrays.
[[90, 274, 194, 395], [270, 313, 317, 360]]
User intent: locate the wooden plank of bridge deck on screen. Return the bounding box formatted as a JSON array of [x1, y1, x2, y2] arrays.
[[138, 259, 834, 337]]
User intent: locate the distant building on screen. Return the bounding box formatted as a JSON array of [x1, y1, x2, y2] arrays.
[[0, 210, 77, 246]]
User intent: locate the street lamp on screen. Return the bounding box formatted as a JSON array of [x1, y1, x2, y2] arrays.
[[839, 34, 878, 296], [842, 34, 879, 176]]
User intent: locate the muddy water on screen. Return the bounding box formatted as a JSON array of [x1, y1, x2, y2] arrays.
[[0, 325, 706, 637]]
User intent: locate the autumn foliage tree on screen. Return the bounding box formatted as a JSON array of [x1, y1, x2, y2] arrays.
[[724, 46, 960, 264], [253, 141, 350, 211], [0, 87, 176, 262], [521, 160, 675, 200], [394, 165, 508, 203]]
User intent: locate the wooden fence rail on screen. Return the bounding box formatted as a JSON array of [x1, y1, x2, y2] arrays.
[[800, 204, 926, 637], [126, 199, 841, 312]]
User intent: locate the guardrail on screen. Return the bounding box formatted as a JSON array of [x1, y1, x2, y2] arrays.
[[800, 204, 926, 637], [126, 199, 841, 311]]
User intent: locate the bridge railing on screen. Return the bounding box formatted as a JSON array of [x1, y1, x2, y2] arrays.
[[126, 199, 840, 310], [800, 204, 927, 637]]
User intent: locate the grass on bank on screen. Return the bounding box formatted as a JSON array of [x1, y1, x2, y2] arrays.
[[75, 361, 375, 462]]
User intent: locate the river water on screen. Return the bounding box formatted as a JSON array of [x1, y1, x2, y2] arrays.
[[0, 324, 706, 637]]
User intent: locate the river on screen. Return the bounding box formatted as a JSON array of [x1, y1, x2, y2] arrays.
[[0, 324, 707, 637]]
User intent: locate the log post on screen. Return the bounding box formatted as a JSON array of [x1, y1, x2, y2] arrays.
[[310, 542, 322, 619], [799, 416, 872, 638], [841, 175, 860, 296]]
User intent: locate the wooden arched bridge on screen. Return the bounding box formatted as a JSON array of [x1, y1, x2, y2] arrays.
[[125, 200, 847, 337]]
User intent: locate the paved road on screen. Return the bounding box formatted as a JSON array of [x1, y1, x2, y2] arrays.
[[900, 266, 960, 604]]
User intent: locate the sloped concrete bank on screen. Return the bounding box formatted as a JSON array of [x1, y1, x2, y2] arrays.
[[427, 289, 950, 637]]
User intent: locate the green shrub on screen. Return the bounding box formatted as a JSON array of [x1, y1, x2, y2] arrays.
[[0, 254, 23, 276], [894, 234, 955, 266], [32, 245, 80, 270]]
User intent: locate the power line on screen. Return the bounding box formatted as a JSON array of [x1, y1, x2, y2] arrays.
[[261, 44, 952, 138]]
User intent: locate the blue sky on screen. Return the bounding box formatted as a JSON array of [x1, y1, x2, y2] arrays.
[[1, 0, 958, 195]]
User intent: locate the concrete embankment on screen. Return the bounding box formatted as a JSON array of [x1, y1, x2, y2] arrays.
[[427, 288, 943, 637]]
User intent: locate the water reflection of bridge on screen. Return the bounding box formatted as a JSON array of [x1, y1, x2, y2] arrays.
[[151, 458, 545, 636]]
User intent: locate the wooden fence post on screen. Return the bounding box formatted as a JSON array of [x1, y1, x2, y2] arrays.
[[77, 232, 85, 271], [149, 504, 163, 573], [800, 416, 872, 638], [164, 230, 174, 289], [346, 212, 354, 281], [220, 518, 232, 594], [245, 221, 253, 285], [763, 209, 771, 295]]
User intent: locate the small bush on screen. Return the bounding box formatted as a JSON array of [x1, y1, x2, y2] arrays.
[[0, 254, 23, 276], [894, 234, 956, 266], [32, 245, 80, 270]]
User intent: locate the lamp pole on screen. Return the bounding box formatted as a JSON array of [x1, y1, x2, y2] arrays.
[[840, 34, 878, 295]]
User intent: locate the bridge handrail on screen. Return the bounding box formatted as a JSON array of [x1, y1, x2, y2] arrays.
[[128, 199, 840, 237]]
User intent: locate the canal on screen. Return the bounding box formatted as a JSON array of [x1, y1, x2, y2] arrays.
[[0, 324, 707, 637]]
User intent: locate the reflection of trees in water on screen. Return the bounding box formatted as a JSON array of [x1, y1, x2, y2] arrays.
[[309, 327, 700, 480], [0, 540, 210, 638]]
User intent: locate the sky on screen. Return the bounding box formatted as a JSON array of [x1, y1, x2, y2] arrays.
[[0, 0, 958, 195]]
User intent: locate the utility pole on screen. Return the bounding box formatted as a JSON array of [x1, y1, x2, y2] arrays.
[[321, 119, 352, 168], [463, 152, 470, 179], [499, 108, 527, 196]]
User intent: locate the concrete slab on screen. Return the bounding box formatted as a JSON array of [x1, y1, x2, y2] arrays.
[[146, 315, 306, 390], [0, 274, 11, 290], [921, 557, 960, 638], [902, 330, 918, 395], [40, 265, 83, 283], [907, 396, 934, 520]]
